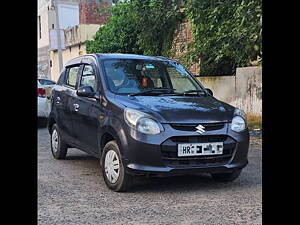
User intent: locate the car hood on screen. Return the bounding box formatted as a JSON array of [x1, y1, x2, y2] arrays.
[[115, 95, 235, 124]]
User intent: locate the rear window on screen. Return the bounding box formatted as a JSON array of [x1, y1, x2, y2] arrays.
[[38, 79, 56, 85]]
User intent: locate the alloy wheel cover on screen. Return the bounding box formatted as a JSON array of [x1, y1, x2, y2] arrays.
[[51, 129, 59, 153], [104, 150, 120, 184]]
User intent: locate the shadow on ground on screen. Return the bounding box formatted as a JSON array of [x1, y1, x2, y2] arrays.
[[129, 173, 242, 193], [62, 152, 251, 193], [65, 154, 97, 161]]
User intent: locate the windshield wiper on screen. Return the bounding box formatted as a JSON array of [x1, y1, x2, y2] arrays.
[[181, 90, 207, 96], [129, 88, 176, 96]]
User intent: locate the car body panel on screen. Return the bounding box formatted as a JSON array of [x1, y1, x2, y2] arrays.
[[51, 84, 76, 144], [114, 95, 235, 124]]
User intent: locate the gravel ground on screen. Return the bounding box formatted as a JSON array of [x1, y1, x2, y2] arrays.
[[38, 127, 262, 225]]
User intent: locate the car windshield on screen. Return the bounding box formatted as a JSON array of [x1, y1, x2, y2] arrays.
[[102, 59, 203, 95]]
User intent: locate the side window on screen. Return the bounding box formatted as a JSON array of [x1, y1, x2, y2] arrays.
[[79, 64, 97, 91], [66, 66, 80, 87]]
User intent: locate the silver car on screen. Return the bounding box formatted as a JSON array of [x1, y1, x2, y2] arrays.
[[37, 78, 56, 118]]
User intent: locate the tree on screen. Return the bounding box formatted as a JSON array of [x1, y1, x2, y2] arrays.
[[86, 2, 141, 54], [185, 0, 262, 75], [87, 0, 262, 76], [86, 0, 183, 56], [132, 0, 183, 56]]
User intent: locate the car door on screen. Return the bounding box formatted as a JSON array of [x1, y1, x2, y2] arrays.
[[71, 58, 102, 154], [53, 65, 81, 144]]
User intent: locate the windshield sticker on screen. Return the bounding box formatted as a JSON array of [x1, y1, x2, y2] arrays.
[[145, 64, 155, 69]]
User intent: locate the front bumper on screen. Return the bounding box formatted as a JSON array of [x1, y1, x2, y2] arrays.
[[121, 122, 249, 176], [126, 161, 248, 177]]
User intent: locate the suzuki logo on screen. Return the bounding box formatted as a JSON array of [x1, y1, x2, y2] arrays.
[[195, 124, 205, 134]]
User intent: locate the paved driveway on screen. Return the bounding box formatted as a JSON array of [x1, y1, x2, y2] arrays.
[[38, 127, 262, 225]]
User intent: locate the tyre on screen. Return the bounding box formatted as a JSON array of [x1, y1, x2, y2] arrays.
[[50, 124, 68, 159], [101, 140, 133, 192], [211, 169, 242, 182]]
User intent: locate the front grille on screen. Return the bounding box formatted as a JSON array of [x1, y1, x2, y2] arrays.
[[170, 135, 227, 143], [161, 135, 236, 167], [170, 122, 225, 132]]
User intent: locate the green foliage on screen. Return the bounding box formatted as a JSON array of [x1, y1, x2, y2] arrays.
[[86, 0, 183, 56], [86, 2, 141, 54], [185, 0, 262, 75], [133, 0, 183, 56], [87, 0, 262, 76]]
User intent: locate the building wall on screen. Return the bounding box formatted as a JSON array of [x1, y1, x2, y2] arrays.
[[79, 0, 112, 24], [38, 0, 110, 79], [50, 44, 86, 81], [49, 24, 100, 81], [197, 66, 262, 116], [38, 7, 50, 48], [234, 67, 262, 115], [38, 2, 51, 78], [58, 4, 80, 29], [64, 24, 101, 46], [38, 0, 81, 78], [171, 20, 200, 75]]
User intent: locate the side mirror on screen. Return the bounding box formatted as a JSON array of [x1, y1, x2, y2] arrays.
[[76, 86, 96, 98], [206, 88, 213, 96]]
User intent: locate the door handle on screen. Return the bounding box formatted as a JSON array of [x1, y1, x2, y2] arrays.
[[73, 103, 79, 111], [56, 97, 60, 104]]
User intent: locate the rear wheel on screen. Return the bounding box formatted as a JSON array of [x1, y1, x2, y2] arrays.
[[50, 124, 68, 159], [211, 169, 242, 182], [101, 140, 133, 192]]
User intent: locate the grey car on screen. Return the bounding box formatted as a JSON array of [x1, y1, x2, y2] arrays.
[[48, 53, 249, 192]]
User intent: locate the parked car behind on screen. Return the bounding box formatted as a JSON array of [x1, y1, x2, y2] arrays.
[[48, 54, 249, 192], [37, 78, 56, 118]]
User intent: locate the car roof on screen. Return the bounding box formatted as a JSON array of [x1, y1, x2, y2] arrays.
[[95, 53, 171, 61], [64, 53, 178, 68]]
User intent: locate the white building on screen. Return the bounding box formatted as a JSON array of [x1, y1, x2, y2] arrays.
[[38, 0, 112, 81], [37, 0, 80, 79], [49, 23, 101, 81]]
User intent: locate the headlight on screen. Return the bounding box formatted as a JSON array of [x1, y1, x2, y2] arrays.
[[124, 108, 163, 134], [137, 117, 161, 134], [231, 116, 246, 132], [231, 108, 247, 132]]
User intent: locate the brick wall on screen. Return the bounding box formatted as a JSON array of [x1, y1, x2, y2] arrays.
[[79, 0, 111, 24], [171, 20, 200, 75]]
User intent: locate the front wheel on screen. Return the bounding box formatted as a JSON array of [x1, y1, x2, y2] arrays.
[[211, 169, 242, 182], [50, 124, 68, 159], [101, 140, 133, 192]]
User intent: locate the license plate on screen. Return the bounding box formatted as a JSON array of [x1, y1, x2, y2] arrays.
[[178, 142, 223, 157]]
